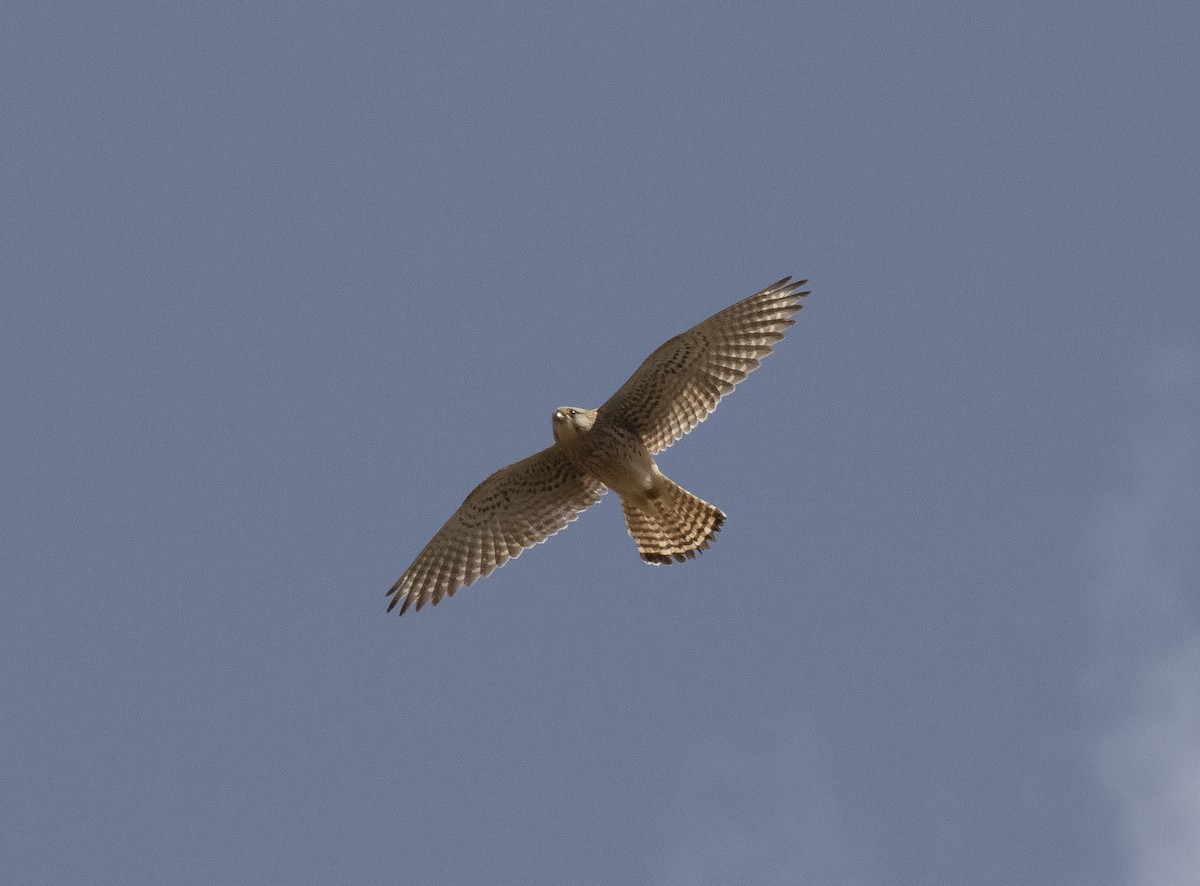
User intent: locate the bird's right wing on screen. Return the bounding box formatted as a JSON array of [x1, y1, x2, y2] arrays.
[[599, 277, 809, 454], [387, 446, 606, 615]]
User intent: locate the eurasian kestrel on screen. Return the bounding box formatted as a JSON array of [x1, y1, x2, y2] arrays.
[[387, 276, 810, 615]]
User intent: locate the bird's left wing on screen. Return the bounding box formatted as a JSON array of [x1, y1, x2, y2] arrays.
[[599, 277, 809, 454], [387, 446, 606, 615]]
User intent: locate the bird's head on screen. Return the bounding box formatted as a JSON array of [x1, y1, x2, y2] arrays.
[[552, 406, 596, 444]]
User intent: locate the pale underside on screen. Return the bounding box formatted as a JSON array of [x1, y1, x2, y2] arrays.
[[387, 276, 809, 615]]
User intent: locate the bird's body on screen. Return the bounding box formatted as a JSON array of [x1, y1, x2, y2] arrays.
[[552, 405, 724, 564], [549, 403, 720, 561], [387, 276, 810, 615], [552, 407, 654, 498]]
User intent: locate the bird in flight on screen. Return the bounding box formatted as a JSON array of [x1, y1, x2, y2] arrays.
[[387, 276, 811, 615]]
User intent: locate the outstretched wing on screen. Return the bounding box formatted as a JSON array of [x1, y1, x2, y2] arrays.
[[387, 446, 606, 615], [599, 277, 809, 454]]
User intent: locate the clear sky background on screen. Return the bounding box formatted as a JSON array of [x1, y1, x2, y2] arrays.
[[4, 3, 1198, 884]]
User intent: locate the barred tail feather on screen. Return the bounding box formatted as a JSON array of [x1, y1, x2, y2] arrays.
[[620, 479, 726, 564]]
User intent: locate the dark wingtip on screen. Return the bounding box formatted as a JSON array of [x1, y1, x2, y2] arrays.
[[778, 277, 810, 298], [386, 575, 407, 614]]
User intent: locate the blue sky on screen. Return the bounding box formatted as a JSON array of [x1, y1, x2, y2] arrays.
[[3, 2, 1198, 884]]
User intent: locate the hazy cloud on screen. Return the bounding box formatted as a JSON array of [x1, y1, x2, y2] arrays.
[[1089, 349, 1200, 886], [656, 730, 864, 886]]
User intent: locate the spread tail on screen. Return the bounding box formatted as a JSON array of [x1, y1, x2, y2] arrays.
[[620, 478, 725, 564]]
